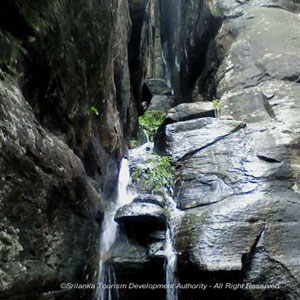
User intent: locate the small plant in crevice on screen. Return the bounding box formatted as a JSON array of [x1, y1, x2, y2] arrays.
[[212, 99, 222, 118], [129, 138, 137, 149], [132, 155, 175, 194], [129, 246, 137, 253], [139, 110, 167, 141], [164, 207, 173, 218], [90, 105, 99, 116]]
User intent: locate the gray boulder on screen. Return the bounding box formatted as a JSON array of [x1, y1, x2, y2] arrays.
[[147, 95, 175, 113], [166, 102, 215, 123], [155, 117, 246, 160], [144, 78, 171, 96], [133, 194, 166, 208], [115, 202, 167, 242]]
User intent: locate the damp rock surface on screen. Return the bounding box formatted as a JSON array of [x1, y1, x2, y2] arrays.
[[0, 0, 157, 299], [115, 201, 167, 229], [2, 0, 300, 299], [155, 1, 300, 299], [166, 102, 215, 123]]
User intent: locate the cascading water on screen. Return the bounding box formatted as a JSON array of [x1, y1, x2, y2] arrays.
[[164, 193, 183, 300], [97, 140, 182, 300], [159, 0, 182, 101], [165, 226, 178, 300], [97, 158, 135, 300]]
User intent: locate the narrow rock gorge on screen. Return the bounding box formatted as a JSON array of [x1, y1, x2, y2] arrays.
[[1, 0, 300, 300], [0, 0, 156, 299]]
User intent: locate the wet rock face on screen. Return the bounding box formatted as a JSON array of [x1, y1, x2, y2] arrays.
[[115, 201, 167, 243], [159, 0, 300, 104], [161, 113, 300, 298], [216, 8, 300, 97], [128, 0, 157, 113], [154, 2, 300, 299], [133, 194, 166, 208], [0, 1, 156, 299], [2, 0, 300, 299], [200, 1, 300, 100], [147, 95, 175, 113], [166, 102, 215, 123], [158, 0, 222, 102], [0, 73, 102, 300], [143, 78, 171, 97], [0, 0, 134, 192], [156, 117, 245, 161], [103, 144, 172, 299], [214, 0, 300, 17]]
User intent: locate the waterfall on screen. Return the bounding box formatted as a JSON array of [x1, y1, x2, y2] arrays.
[[97, 158, 135, 300], [159, 0, 182, 101], [165, 225, 178, 300], [143, 128, 151, 143], [164, 193, 183, 300], [97, 142, 182, 300]]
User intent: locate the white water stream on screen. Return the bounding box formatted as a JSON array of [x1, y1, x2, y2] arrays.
[[97, 158, 135, 300], [101, 158, 134, 254], [164, 193, 183, 300], [97, 141, 182, 300], [165, 226, 178, 300]]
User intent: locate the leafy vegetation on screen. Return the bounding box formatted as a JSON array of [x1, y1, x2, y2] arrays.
[[132, 155, 175, 193], [164, 207, 173, 218], [129, 139, 137, 149], [129, 246, 137, 253], [139, 110, 167, 141], [90, 105, 99, 116], [212, 99, 222, 117]]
